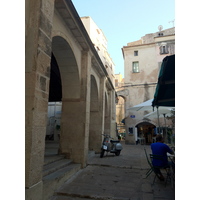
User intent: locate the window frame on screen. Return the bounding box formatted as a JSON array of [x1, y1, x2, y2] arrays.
[[160, 44, 169, 54], [132, 61, 139, 73], [134, 50, 138, 56]]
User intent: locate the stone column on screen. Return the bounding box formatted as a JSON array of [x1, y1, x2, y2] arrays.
[[25, 0, 54, 199], [110, 90, 117, 139], [89, 77, 106, 153], [60, 51, 91, 168], [104, 90, 112, 135]]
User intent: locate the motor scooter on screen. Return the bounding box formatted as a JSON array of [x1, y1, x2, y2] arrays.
[[100, 134, 123, 158]]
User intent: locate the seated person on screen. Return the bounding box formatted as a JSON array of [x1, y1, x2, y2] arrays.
[[151, 134, 174, 180]]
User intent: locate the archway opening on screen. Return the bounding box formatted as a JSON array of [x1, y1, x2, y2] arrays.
[[89, 75, 100, 152], [104, 92, 109, 135], [49, 53, 62, 102], [136, 122, 156, 144], [116, 95, 126, 139], [45, 36, 80, 157], [45, 53, 62, 156]]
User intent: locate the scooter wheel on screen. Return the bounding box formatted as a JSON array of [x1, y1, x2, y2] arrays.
[[115, 150, 120, 156], [100, 149, 105, 158]]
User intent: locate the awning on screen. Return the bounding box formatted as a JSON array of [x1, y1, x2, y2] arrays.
[[144, 107, 174, 119], [152, 55, 175, 107], [127, 99, 154, 111]]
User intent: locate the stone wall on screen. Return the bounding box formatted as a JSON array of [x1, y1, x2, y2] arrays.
[[25, 1, 116, 199]]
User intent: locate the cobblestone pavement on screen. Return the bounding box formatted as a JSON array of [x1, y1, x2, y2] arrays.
[[51, 141, 175, 200]]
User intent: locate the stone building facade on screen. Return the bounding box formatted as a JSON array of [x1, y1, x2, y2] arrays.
[[121, 27, 175, 144], [25, 1, 116, 199]]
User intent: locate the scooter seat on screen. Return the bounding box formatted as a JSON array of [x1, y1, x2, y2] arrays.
[[110, 140, 119, 143]]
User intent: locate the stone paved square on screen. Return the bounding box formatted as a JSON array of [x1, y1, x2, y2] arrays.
[[52, 142, 175, 200]]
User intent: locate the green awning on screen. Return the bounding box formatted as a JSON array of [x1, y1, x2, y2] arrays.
[[152, 55, 175, 107]]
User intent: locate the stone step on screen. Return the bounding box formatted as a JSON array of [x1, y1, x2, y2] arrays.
[[43, 163, 81, 200], [44, 155, 66, 166], [43, 159, 72, 177]]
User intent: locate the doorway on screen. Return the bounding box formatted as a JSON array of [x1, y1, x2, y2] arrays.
[[136, 122, 156, 144]]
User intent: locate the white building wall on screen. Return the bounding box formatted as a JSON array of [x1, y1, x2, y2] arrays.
[[81, 16, 115, 85], [124, 44, 158, 85]]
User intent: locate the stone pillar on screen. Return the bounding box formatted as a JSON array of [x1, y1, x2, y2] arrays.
[[110, 90, 117, 139], [25, 0, 54, 199], [104, 90, 112, 135], [89, 111, 103, 153], [89, 77, 106, 153], [60, 51, 91, 168]]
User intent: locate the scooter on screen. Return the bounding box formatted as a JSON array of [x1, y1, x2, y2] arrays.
[[100, 134, 123, 158]]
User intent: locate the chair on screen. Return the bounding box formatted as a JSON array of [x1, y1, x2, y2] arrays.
[[149, 154, 171, 185], [144, 148, 153, 178]]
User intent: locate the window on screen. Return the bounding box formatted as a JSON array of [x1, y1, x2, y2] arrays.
[[128, 127, 133, 135], [134, 51, 138, 56], [132, 62, 139, 73], [160, 44, 169, 54]]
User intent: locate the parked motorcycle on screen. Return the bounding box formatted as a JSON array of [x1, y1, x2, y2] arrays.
[[100, 134, 123, 158]]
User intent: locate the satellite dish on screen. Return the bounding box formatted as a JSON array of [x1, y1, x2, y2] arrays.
[[158, 25, 163, 32]]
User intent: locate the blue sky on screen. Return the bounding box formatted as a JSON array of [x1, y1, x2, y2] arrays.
[[72, 0, 175, 77]]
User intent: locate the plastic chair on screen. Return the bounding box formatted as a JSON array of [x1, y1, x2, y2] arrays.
[[149, 154, 171, 185]]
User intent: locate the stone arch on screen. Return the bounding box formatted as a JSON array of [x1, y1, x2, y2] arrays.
[[104, 92, 108, 117], [89, 75, 102, 152], [104, 91, 110, 135], [135, 121, 156, 144], [116, 95, 126, 135], [90, 75, 99, 111], [118, 94, 126, 100], [49, 53, 62, 102], [45, 52, 63, 143], [135, 120, 157, 127], [46, 36, 80, 144], [90, 70, 100, 94], [51, 36, 89, 165], [52, 36, 80, 99]]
